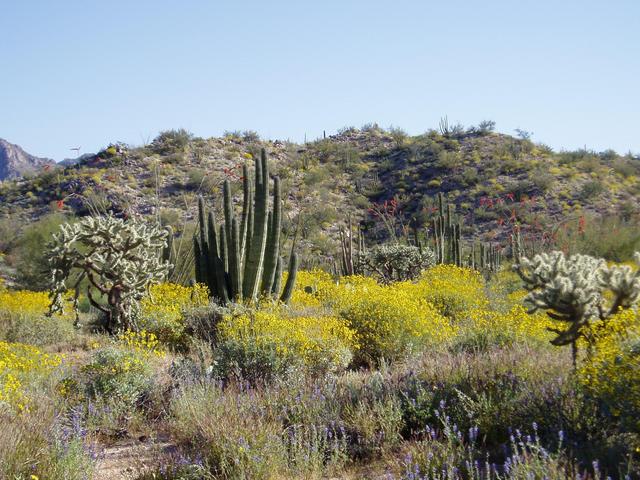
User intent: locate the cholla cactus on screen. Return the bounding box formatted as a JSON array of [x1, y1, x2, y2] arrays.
[[47, 215, 170, 333], [361, 243, 435, 284], [514, 251, 640, 364], [597, 253, 640, 314]]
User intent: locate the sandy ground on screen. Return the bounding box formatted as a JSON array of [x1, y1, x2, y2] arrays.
[[94, 436, 176, 480]]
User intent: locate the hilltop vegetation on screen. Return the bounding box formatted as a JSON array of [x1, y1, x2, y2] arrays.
[[1, 122, 640, 287]]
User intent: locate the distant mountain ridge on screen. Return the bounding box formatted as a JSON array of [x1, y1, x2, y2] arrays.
[[0, 138, 55, 180]]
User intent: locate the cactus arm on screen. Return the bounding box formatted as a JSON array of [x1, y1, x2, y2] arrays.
[[229, 218, 242, 300], [240, 164, 251, 263], [243, 149, 270, 301], [272, 256, 283, 295], [280, 252, 299, 304], [261, 177, 281, 294]]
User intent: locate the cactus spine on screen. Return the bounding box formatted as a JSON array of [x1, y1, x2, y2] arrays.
[[194, 149, 298, 304]]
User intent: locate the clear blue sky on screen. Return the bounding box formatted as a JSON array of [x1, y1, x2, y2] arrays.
[[1, 0, 638, 161]]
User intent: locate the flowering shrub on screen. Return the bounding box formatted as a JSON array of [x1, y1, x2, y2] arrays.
[[0, 341, 63, 411], [0, 289, 57, 318], [413, 265, 488, 321], [452, 306, 554, 352], [333, 277, 455, 365], [216, 307, 355, 380], [288, 269, 340, 308], [78, 345, 154, 405], [0, 289, 75, 346], [139, 282, 209, 347], [579, 308, 640, 429], [117, 329, 165, 357]]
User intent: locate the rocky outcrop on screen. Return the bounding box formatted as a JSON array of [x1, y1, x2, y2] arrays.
[[0, 138, 55, 180]]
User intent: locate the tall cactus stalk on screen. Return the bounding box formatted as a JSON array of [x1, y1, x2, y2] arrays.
[[339, 216, 366, 276], [432, 192, 464, 267], [194, 149, 298, 304], [429, 192, 502, 272]]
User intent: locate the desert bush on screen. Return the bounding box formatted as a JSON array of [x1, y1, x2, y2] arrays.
[[151, 129, 194, 155], [12, 212, 70, 290], [0, 288, 77, 346], [335, 277, 454, 365], [413, 265, 488, 322], [0, 399, 95, 479], [436, 150, 461, 169], [579, 179, 605, 199], [79, 344, 156, 404], [60, 333, 165, 437], [170, 381, 347, 479], [138, 282, 209, 348], [1, 312, 76, 347], [0, 216, 19, 253], [531, 169, 556, 192], [553, 214, 640, 262], [579, 308, 640, 431], [0, 341, 63, 412], [214, 306, 355, 382]]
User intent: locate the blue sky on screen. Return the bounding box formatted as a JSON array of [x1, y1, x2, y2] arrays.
[[1, 0, 638, 161]]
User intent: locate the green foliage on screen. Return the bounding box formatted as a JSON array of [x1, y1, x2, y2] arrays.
[[0, 312, 76, 347], [0, 402, 94, 480], [554, 214, 640, 261], [13, 213, 70, 290], [151, 129, 194, 155], [80, 346, 153, 403], [212, 336, 303, 384], [579, 179, 605, 199]]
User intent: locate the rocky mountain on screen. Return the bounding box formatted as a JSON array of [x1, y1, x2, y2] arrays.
[[0, 138, 55, 180]]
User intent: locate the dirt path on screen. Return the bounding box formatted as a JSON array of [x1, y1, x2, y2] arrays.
[[94, 436, 176, 480]]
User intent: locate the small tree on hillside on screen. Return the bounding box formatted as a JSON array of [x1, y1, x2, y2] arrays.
[[47, 215, 170, 333]]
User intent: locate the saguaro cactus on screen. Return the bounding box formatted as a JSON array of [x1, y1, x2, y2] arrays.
[[194, 149, 298, 304]]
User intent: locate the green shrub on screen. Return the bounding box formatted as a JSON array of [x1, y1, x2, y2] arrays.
[[0, 312, 76, 347], [580, 179, 605, 199], [79, 346, 154, 405], [0, 403, 94, 479], [212, 337, 303, 384], [151, 129, 193, 154], [13, 212, 70, 290]]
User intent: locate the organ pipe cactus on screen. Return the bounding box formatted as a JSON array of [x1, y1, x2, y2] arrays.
[[429, 193, 502, 272], [339, 216, 365, 276], [194, 149, 298, 304], [514, 250, 640, 365], [432, 192, 463, 267]]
